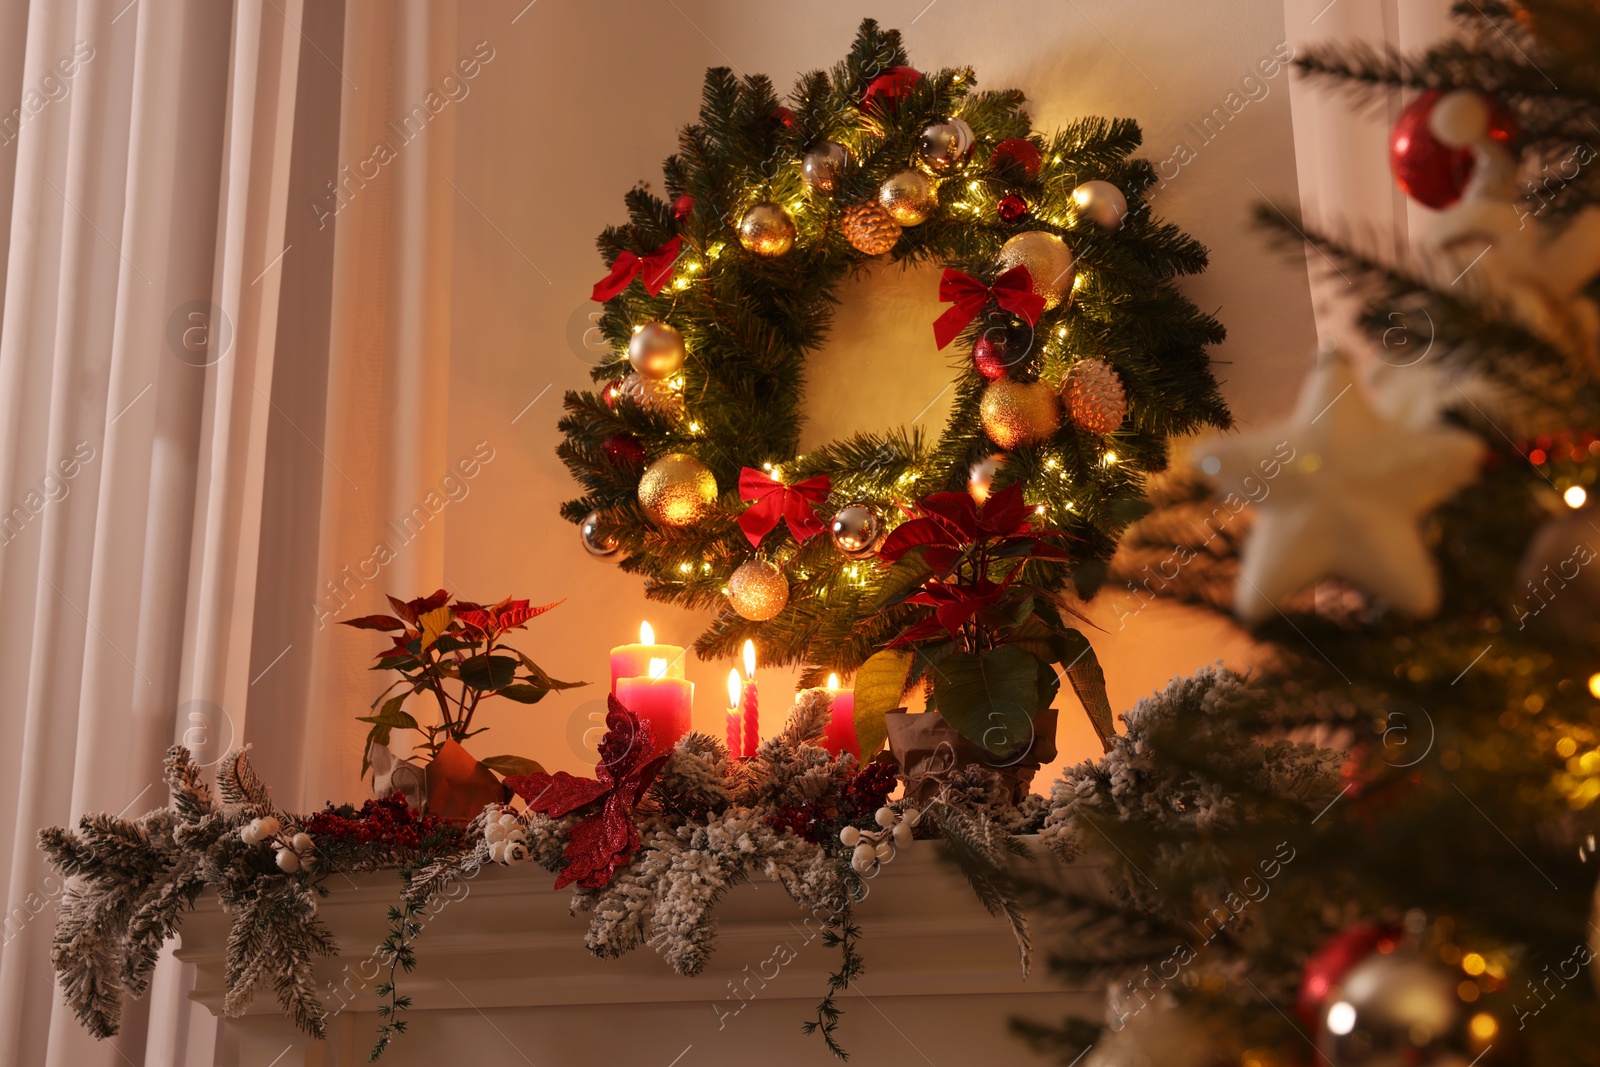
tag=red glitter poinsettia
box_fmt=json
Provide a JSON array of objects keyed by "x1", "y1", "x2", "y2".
[{"x1": 504, "y1": 696, "x2": 667, "y2": 889}]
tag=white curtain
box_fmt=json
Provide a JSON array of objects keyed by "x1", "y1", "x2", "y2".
[{"x1": 0, "y1": 2, "x2": 457, "y2": 1064}]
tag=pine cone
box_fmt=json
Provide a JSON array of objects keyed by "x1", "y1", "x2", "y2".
[
  {"x1": 841, "y1": 202, "x2": 901, "y2": 256},
  {"x1": 1063, "y1": 357, "x2": 1127, "y2": 434},
  {"x1": 617, "y1": 371, "x2": 684, "y2": 420}
]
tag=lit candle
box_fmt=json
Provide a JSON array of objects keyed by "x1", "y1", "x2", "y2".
[
  {"x1": 820, "y1": 673, "x2": 861, "y2": 760},
  {"x1": 725, "y1": 669, "x2": 744, "y2": 759},
  {"x1": 610, "y1": 621, "x2": 685, "y2": 695},
  {"x1": 615, "y1": 657, "x2": 694, "y2": 757},
  {"x1": 741, "y1": 640, "x2": 760, "y2": 757}
]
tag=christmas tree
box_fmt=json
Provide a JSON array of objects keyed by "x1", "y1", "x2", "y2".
[{"x1": 1023, "y1": 3, "x2": 1600, "y2": 1065}]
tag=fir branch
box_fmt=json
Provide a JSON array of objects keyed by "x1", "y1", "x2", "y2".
[
  {"x1": 802, "y1": 896, "x2": 864, "y2": 1061},
  {"x1": 371, "y1": 870, "x2": 424, "y2": 1062}
]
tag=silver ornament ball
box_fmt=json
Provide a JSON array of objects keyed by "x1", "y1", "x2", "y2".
[
  {"x1": 917, "y1": 117, "x2": 975, "y2": 174},
  {"x1": 627, "y1": 320, "x2": 686, "y2": 379},
  {"x1": 1071, "y1": 180, "x2": 1129, "y2": 231},
  {"x1": 580, "y1": 510, "x2": 619, "y2": 560},
  {"x1": 802, "y1": 141, "x2": 849, "y2": 193},
  {"x1": 829, "y1": 502, "x2": 884, "y2": 559},
  {"x1": 1318, "y1": 948, "x2": 1506, "y2": 1067}
]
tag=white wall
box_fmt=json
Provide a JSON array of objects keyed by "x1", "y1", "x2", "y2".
[{"x1": 433, "y1": 0, "x2": 1313, "y2": 782}]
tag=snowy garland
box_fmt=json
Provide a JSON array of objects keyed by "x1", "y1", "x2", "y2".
[{"x1": 40, "y1": 688, "x2": 1047, "y2": 1061}]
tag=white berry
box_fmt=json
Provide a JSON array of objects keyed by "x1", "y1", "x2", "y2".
[
  {"x1": 275, "y1": 848, "x2": 300, "y2": 874},
  {"x1": 903, "y1": 806, "x2": 921, "y2": 826},
  {"x1": 238, "y1": 824, "x2": 261, "y2": 845},
  {"x1": 839, "y1": 826, "x2": 861, "y2": 847},
  {"x1": 504, "y1": 841, "x2": 529, "y2": 863},
  {"x1": 893, "y1": 822, "x2": 914, "y2": 848},
  {"x1": 485, "y1": 822, "x2": 507, "y2": 844},
  {"x1": 851, "y1": 842, "x2": 876, "y2": 873},
  {"x1": 874, "y1": 806, "x2": 896, "y2": 828},
  {"x1": 875, "y1": 842, "x2": 893, "y2": 862},
  {"x1": 256, "y1": 815, "x2": 281, "y2": 838},
  {"x1": 488, "y1": 840, "x2": 507, "y2": 864},
  {"x1": 291, "y1": 833, "x2": 313, "y2": 852}
]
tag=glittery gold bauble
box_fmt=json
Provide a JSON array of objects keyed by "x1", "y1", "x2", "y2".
[
  {"x1": 617, "y1": 372, "x2": 684, "y2": 420},
  {"x1": 980, "y1": 378, "x2": 1061, "y2": 449},
  {"x1": 968, "y1": 453, "x2": 1006, "y2": 503},
  {"x1": 638, "y1": 453, "x2": 718, "y2": 527},
  {"x1": 841, "y1": 202, "x2": 901, "y2": 255},
  {"x1": 1063, "y1": 357, "x2": 1127, "y2": 435},
  {"x1": 802, "y1": 141, "x2": 849, "y2": 193},
  {"x1": 728, "y1": 559, "x2": 789, "y2": 620},
  {"x1": 737, "y1": 202, "x2": 796, "y2": 257},
  {"x1": 996, "y1": 231, "x2": 1075, "y2": 310},
  {"x1": 627, "y1": 320, "x2": 686, "y2": 379},
  {"x1": 878, "y1": 168, "x2": 938, "y2": 226},
  {"x1": 917, "y1": 117, "x2": 975, "y2": 174}
]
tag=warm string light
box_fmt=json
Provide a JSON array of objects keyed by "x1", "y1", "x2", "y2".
[{"x1": 1564, "y1": 485, "x2": 1587, "y2": 508}]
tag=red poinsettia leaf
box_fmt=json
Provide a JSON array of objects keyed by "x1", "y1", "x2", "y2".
[
  {"x1": 341, "y1": 614, "x2": 406, "y2": 631},
  {"x1": 916, "y1": 491, "x2": 981, "y2": 541},
  {"x1": 504, "y1": 770, "x2": 609, "y2": 817},
  {"x1": 555, "y1": 800, "x2": 642, "y2": 889},
  {"x1": 387, "y1": 595, "x2": 418, "y2": 624},
  {"x1": 498, "y1": 599, "x2": 562, "y2": 630},
  {"x1": 407, "y1": 588, "x2": 451, "y2": 618},
  {"x1": 977, "y1": 484, "x2": 1031, "y2": 537},
  {"x1": 886, "y1": 616, "x2": 948, "y2": 648},
  {"x1": 456, "y1": 609, "x2": 494, "y2": 634},
  {"x1": 877, "y1": 517, "x2": 954, "y2": 562},
  {"x1": 920, "y1": 545, "x2": 964, "y2": 574},
  {"x1": 453, "y1": 599, "x2": 485, "y2": 613}
]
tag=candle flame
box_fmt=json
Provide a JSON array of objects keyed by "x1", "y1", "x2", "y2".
[
  {"x1": 640, "y1": 621, "x2": 655, "y2": 645},
  {"x1": 827, "y1": 672, "x2": 840, "y2": 690},
  {"x1": 742, "y1": 639, "x2": 756, "y2": 679},
  {"x1": 727, "y1": 669, "x2": 742, "y2": 709},
  {"x1": 648, "y1": 657, "x2": 667, "y2": 679}
]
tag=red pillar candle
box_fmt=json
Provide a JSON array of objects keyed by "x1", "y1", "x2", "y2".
[
  {"x1": 740, "y1": 640, "x2": 759, "y2": 757},
  {"x1": 724, "y1": 669, "x2": 743, "y2": 758},
  {"x1": 615, "y1": 657, "x2": 693, "y2": 757},
  {"x1": 609, "y1": 621, "x2": 685, "y2": 695},
  {"x1": 820, "y1": 674, "x2": 861, "y2": 759}
]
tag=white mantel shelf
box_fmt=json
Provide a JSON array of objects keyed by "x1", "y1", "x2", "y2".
[{"x1": 175, "y1": 841, "x2": 1106, "y2": 1066}]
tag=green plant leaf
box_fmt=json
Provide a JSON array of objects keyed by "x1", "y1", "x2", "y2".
[
  {"x1": 512, "y1": 650, "x2": 587, "y2": 691},
  {"x1": 1057, "y1": 628, "x2": 1115, "y2": 750},
  {"x1": 852, "y1": 649, "x2": 912, "y2": 759},
  {"x1": 499, "y1": 683, "x2": 550, "y2": 705},
  {"x1": 479, "y1": 755, "x2": 546, "y2": 778},
  {"x1": 357, "y1": 697, "x2": 421, "y2": 731},
  {"x1": 458, "y1": 654, "x2": 519, "y2": 692},
  {"x1": 869, "y1": 552, "x2": 933, "y2": 611},
  {"x1": 931, "y1": 645, "x2": 1044, "y2": 759}
]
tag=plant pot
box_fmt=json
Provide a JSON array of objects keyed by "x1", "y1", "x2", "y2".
[
  {"x1": 424, "y1": 739, "x2": 511, "y2": 825},
  {"x1": 885, "y1": 707, "x2": 1058, "y2": 808}
]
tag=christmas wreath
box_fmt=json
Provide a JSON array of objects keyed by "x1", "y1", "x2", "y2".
[{"x1": 558, "y1": 19, "x2": 1230, "y2": 675}]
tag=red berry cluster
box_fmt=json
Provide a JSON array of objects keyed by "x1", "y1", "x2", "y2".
[
  {"x1": 301, "y1": 793, "x2": 464, "y2": 851},
  {"x1": 765, "y1": 761, "x2": 900, "y2": 845}
]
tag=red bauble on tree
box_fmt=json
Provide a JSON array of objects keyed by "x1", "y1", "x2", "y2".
[
  {"x1": 862, "y1": 66, "x2": 920, "y2": 110},
  {"x1": 990, "y1": 137, "x2": 1042, "y2": 182},
  {"x1": 602, "y1": 433, "x2": 646, "y2": 468},
  {"x1": 997, "y1": 194, "x2": 1029, "y2": 222},
  {"x1": 671, "y1": 193, "x2": 695, "y2": 220},
  {"x1": 1389, "y1": 89, "x2": 1517, "y2": 209},
  {"x1": 971, "y1": 325, "x2": 1032, "y2": 381}
]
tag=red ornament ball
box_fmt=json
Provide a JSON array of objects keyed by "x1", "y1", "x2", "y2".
[
  {"x1": 1296, "y1": 924, "x2": 1401, "y2": 1024},
  {"x1": 1389, "y1": 89, "x2": 1516, "y2": 209},
  {"x1": 990, "y1": 138, "x2": 1043, "y2": 182},
  {"x1": 997, "y1": 194, "x2": 1029, "y2": 222},
  {"x1": 774, "y1": 105, "x2": 796, "y2": 129},
  {"x1": 862, "y1": 66, "x2": 920, "y2": 110},
  {"x1": 602, "y1": 433, "x2": 646, "y2": 468},
  {"x1": 672, "y1": 194, "x2": 695, "y2": 220},
  {"x1": 972, "y1": 328, "x2": 1030, "y2": 381}
]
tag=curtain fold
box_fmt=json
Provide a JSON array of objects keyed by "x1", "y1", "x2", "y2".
[{"x1": 0, "y1": 2, "x2": 458, "y2": 1063}]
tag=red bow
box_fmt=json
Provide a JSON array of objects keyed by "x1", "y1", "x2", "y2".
[
  {"x1": 932, "y1": 265, "x2": 1045, "y2": 349},
  {"x1": 590, "y1": 237, "x2": 684, "y2": 302},
  {"x1": 737, "y1": 467, "x2": 831, "y2": 548}
]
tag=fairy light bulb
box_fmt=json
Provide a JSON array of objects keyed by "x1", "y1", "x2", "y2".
[{"x1": 1564, "y1": 485, "x2": 1587, "y2": 509}]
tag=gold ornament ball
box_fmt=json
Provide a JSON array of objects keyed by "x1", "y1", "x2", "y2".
[
  {"x1": 728, "y1": 559, "x2": 789, "y2": 620},
  {"x1": 878, "y1": 168, "x2": 938, "y2": 227},
  {"x1": 802, "y1": 141, "x2": 849, "y2": 193},
  {"x1": 997, "y1": 231, "x2": 1075, "y2": 310},
  {"x1": 737, "y1": 202, "x2": 796, "y2": 257},
  {"x1": 627, "y1": 320, "x2": 686, "y2": 379},
  {"x1": 1071, "y1": 180, "x2": 1129, "y2": 230},
  {"x1": 980, "y1": 378, "x2": 1061, "y2": 449},
  {"x1": 638, "y1": 453, "x2": 718, "y2": 527},
  {"x1": 968, "y1": 453, "x2": 1007, "y2": 504},
  {"x1": 841, "y1": 202, "x2": 902, "y2": 255}
]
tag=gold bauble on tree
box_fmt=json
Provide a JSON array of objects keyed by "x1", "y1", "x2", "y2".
[
  {"x1": 638, "y1": 453, "x2": 719, "y2": 527},
  {"x1": 737, "y1": 202, "x2": 796, "y2": 257},
  {"x1": 841, "y1": 202, "x2": 902, "y2": 255},
  {"x1": 997, "y1": 231, "x2": 1075, "y2": 310},
  {"x1": 980, "y1": 378, "x2": 1061, "y2": 449},
  {"x1": 878, "y1": 168, "x2": 938, "y2": 226},
  {"x1": 627, "y1": 320, "x2": 686, "y2": 379},
  {"x1": 728, "y1": 559, "x2": 789, "y2": 620}
]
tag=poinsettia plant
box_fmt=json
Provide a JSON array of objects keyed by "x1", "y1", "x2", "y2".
[
  {"x1": 851, "y1": 484, "x2": 1115, "y2": 758},
  {"x1": 341, "y1": 589, "x2": 585, "y2": 777}
]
